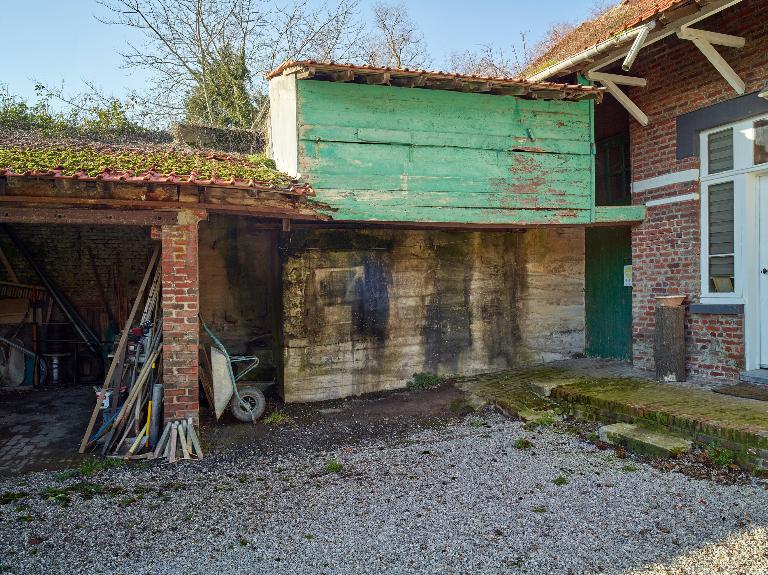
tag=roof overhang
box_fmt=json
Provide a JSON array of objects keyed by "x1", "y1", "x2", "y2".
[{"x1": 269, "y1": 60, "x2": 605, "y2": 102}]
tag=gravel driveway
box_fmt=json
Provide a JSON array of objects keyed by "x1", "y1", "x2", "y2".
[{"x1": 1, "y1": 410, "x2": 767, "y2": 575}]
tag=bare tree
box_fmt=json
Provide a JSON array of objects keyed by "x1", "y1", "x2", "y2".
[
  {"x1": 97, "y1": 0, "x2": 365, "y2": 128},
  {"x1": 361, "y1": 2, "x2": 429, "y2": 69}
]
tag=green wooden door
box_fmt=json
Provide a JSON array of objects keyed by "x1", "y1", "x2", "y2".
[{"x1": 585, "y1": 227, "x2": 632, "y2": 359}]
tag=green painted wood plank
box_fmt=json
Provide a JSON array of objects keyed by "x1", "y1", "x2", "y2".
[
  {"x1": 316, "y1": 202, "x2": 591, "y2": 224},
  {"x1": 294, "y1": 78, "x2": 595, "y2": 225},
  {"x1": 300, "y1": 125, "x2": 592, "y2": 155},
  {"x1": 306, "y1": 174, "x2": 591, "y2": 196},
  {"x1": 300, "y1": 141, "x2": 592, "y2": 178},
  {"x1": 594, "y1": 205, "x2": 646, "y2": 223},
  {"x1": 315, "y1": 188, "x2": 594, "y2": 210}
]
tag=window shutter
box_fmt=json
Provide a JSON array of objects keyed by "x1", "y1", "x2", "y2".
[
  {"x1": 708, "y1": 128, "x2": 733, "y2": 174},
  {"x1": 708, "y1": 180, "x2": 735, "y2": 292}
]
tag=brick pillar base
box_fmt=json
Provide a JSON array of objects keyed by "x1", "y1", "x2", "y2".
[{"x1": 161, "y1": 215, "x2": 200, "y2": 423}]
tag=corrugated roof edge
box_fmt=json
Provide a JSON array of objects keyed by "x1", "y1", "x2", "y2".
[{"x1": 268, "y1": 60, "x2": 605, "y2": 101}]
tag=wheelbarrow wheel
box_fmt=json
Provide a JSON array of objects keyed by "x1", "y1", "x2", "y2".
[{"x1": 230, "y1": 386, "x2": 266, "y2": 423}]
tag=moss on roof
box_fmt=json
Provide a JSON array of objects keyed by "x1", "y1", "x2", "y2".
[
  {"x1": 0, "y1": 145, "x2": 289, "y2": 185},
  {"x1": 526, "y1": 0, "x2": 688, "y2": 78}
]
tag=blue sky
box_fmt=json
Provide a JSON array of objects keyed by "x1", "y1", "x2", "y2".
[{"x1": 0, "y1": 0, "x2": 596, "y2": 102}]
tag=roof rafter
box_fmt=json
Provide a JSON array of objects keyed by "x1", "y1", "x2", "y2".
[
  {"x1": 587, "y1": 72, "x2": 649, "y2": 126},
  {"x1": 676, "y1": 27, "x2": 746, "y2": 94}
]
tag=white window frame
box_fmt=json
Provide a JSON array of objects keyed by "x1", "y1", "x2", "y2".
[{"x1": 699, "y1": 114, "x2": 768, "y2": 305}]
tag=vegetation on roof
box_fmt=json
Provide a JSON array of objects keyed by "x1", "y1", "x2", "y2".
[{"x1": 0, "y1": 145, "x2": 290, "y2": 185}]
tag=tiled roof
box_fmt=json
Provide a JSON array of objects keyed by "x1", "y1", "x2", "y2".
[
  {"x1": 0, "y1": 130, "x2": 312, "y2": 196},
  {"x1": 527, "y1": 0, "x2": 693, "y2": 77},
  {"x1": 269, "y1": 60, "x2": 605, "y2": 101}
]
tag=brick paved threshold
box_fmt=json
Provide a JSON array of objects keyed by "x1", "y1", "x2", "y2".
[{"x1": 457, "y1": 359, "x2": 768, "y2": 471}]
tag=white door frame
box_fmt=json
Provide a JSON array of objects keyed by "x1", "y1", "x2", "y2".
[{"x1": 759, "y1": 176, "x2": 768, "y2": 367}]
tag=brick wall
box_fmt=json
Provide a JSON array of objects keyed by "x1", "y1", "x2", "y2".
[
  {"x1": 0, "y1": 224, "x2": 154, "y2": 338},
  {"x1": 161, "y1": 220, "x2": 200, "y2": 422},
  {"x1": 624, "y1": 0, "x2": 766, "y2": 380}
]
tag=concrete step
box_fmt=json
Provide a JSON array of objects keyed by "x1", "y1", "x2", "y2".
[
  {"x1": 740, "y1": 369, "x2": 768, "y2": 385},
  {"x1": 598, "y1": 423, "x2": 693, "y2": 459}
]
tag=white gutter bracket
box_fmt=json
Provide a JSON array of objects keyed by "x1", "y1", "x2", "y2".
[
  {"x1": 587, "y1": 71, "x2": 649, "y2": 126},
  {"x1": 677, "y1": 27, "x2": 746, "y2": 94}
]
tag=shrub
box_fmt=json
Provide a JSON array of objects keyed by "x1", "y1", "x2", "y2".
[{"x1": 407, "y1": 372, "x2": 443, "y2": 391}]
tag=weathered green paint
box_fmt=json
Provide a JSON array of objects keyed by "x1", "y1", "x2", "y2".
[
  {"x1": 296, "y1": 80, "x2": 597, "y2": 224},
  {"x1": 594, "y1": 205, "x2": 646, "y2": 223},
  {"x1": 585, "y1": 227, "x2": 632, "y2": 360}
]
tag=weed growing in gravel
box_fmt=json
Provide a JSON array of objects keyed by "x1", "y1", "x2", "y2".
[
  {"x1": 305, "y1": 533, "x2": 314, "y2": 541},
  {"x1": 17, "y1": 514, "x2": 34, "y2": 523},
  {"x1": 514, "y1": 439, "x2": 534, "y2": 450},
  {"x1": 407, "y1": 372, "x2": 443, "y2": 391},
  {"x1": 706, "y1": 443, "x2": 736, "y2": 467},
  {"x1": 325, "y1": 459, "x2": 343, "y2": 473},
  {"x1": 40, "y1": 487, "x2": 71, "y2": 507},
  {"x1": 239, "y1": 537, "x2": 249, "y2": 547},
  {"x1": 237, "y1": 474, "x2": 250, "y2": 484},
  {"x1": 532, "y1": 506, "x2": 548, "y2": 513},
  {"x1": 587, "y1": 432, "x2": 599, "y2": 443},
  {"x1": 118, "y1": 496, "x2": 137, "y2": 507},
  {"x1": 0, "y1": 491, "x2": 28, "y2": 505},
  {"x1": 184, "y1": 513, "x2": 193, "y2": 521},
  {"x1": 552, "y1": 476, "x2": 568, "y2": 486},
  {"x1": 467, "y1": 418, "x2": 486, "y2": 428},
  {"x1": 77, "y1": 458, "x2": 125, "y2": 477},
  {"x1": 622, "y1": 464, "x2": 639, "y2": 472},
  {"x1": 523, "y1": 413, "x2": 558, "y2": 431},
  {"x1": 53, "y1": 470, "x2": 78, "y2": 482},
  {"x1": 264, "y1": 410, "x2": 290, "y2": 425}
]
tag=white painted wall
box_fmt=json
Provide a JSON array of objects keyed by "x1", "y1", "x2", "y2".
[{"x1": 268, "y1": 75, "x2": 299, "y2": 178}]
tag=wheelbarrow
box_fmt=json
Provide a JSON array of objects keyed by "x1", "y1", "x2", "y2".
[{"x1": 200, "y1": 319, "x2": 275, "y2": 423}]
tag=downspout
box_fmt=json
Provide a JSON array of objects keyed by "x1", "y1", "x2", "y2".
[{"x1": 528, "y1": 21, "x2": 656, "y2": 82}]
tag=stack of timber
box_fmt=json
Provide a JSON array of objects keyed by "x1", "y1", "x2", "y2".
[
  {"x1": 78, "y1": 246, "x2": 183, "y2": 459},
  {"x1": 150, "y1": 418, "x2": 204, "y2": 463}
]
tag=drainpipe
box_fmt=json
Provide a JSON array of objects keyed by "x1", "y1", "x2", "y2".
[
  {"x1": 621, "y1": 21, "x2": 656, "y2": 71},
  {"x1": 528, "y1": 21, "x2": 656, "y2": 82}
]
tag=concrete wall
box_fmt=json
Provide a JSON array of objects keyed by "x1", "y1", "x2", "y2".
[{"x1": 282, "y1": 227, "x2": 585, "y2": 402}]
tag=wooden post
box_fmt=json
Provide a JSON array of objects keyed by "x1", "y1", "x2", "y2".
[{"x1": 654, "y1": 304, "x2": 686, "y2": 382}]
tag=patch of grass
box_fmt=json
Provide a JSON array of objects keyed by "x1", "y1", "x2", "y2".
[
  {"x1": 40, "y1": 487, "x2": 71, "y2": 507},
  {"x1": 304, "y1": 533, "x2": 314, "y2": 541},
  {"x1": 467, "y1": 418, "x2": 486, "y2": 428},
  {"x1": 622, "y1": 464, "x2": 639, "y2": 472},
  {"x1": 237, "y1": 474, "x2": 250, "y2": 484},
  {"x1": 184, "y1": 513, "x2": 193, "y2": 521},
  {"x1": 17, "y1": 514, "x2": 34, "y2": 523},
  {"x1": 552, "y1": 475, "x2": 568, "y2": 486},
  {"x1": 587, "y1": 432, "x2": 600, "y2": 443},
  {"x1": 706, "y1": 443, "x2": 736, "y2": 467},
  {"x1": 325, "y1": 459, "x2": 343, "y2": 473},
  {"x1": 513, "y1": 438, "x2": 534, "y2": 450},
  {"x1": 532, "y1": 506, "x2": 548, "y2": 513},
  {"x1": 0, "y1": 491, "x2": 28, "y2": 505},
  {"x1": 77, "y1": 458, "x2": 125, "y2": 477},
  {"x1": 523, "y1": 413, "x2": 558, "y2": 431},
  {"x1": 53, "y1": 470, "x2": 78, "y2": 482},
  {"x1": 264, "y1": 410, "x2": 290, "y2": 425},
  {"x1": 407, "y1": 372, "x2": 443, "y2": 391},
  {"x1": 69, "y1": 482, "x2": 106, "y2": 500},
  {"x1": 448, "y1": 398, "x2": 473, "y2": 415},
  {"x1": 238, "y1": 537, "x2": 249, "y2": 547}
]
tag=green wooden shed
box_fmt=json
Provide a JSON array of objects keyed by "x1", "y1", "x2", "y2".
[{"x1": 268, "y1": 61, "x2": 645, "y2": 227}]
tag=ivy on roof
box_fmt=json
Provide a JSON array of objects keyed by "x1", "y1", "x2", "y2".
[{"x1": 0, "y1": 145, "x2": 291, "y2": 186}]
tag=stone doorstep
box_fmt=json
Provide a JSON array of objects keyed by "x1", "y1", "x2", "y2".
[
  {"x1": 599, "y1": 423, "x2": 693, "y2": 459},
  {"x1": 740, "y1": 369, "x2": 768, "y2": 385}
]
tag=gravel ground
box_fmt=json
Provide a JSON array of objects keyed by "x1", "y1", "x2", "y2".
[{"x1": 1, "y1": 411, "x2": 767, "y2": 575}]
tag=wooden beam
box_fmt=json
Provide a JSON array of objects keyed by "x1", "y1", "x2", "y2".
[
  {"x1": 489, "y1": 84, "x2": 528, "y2": 96},
  {"x1": 683, "y1": 35, "x2": 746, "y2": 94},
  {"x1": 588, "y1": 71, "x2": 647, "y2": 87},
  {"x1": 360, "y1": 72, "x2": 390, "y2": 85},
  {"x1": 599, "y1": 78, "x2": 649, "y2": 126},
  {"x1": 390, "y1": 75, "x2": 426, "y2": 88},
  {"x1": 678, "y1": 27, "x2": 745, "y2": 48},
  {"x1": 0, "y1": 207, "x2": 178, "y2": 226},
  {"x1": 329, "y1": 69, "x2": 355, "y2": 82},
  {"x1": 0, "y1": 195, "x2": 326, "y2": 220}
]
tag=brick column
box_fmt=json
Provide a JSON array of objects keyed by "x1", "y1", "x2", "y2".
[{"x1": 161, "y1": 212, "x2": 202, "y2": 423}]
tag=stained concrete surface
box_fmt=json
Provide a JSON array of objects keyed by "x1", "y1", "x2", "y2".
[{"x1": 0, "y1": 387, "x2": 91, "y2": 475}]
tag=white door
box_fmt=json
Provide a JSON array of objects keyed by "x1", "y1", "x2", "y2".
[{"x1": 760, "y1": 176, "x2": 768, "y2": 367}]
